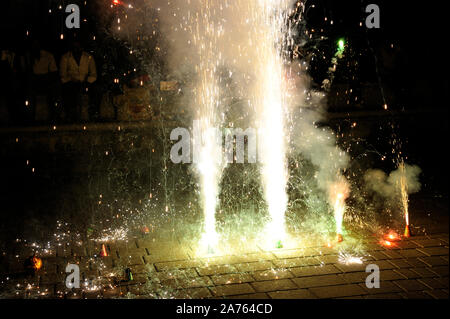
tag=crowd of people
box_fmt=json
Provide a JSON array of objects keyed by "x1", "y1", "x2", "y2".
[{"x1": 0, "y1": 38, "x2": 102, "y2": 126}]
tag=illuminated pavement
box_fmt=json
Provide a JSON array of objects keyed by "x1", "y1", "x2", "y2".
[{"x1": 1, "y1": 230, "x2": 448, "y2": 299}]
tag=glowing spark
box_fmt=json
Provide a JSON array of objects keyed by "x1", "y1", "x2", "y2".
[
  {"x1": 94, "y1": 227, "x2": 128, "y2": 242},
  {"x1": 338, "y1": 39, "x2": 345, "y2": 51},
  {"x1": 338, "y1": 253, "x2": 364, "y2": 265},
  {"x1": 380, "y1": 239, "x2": 396, "y2": 248},
  {"x1": 385, "y1": 231, "x2": 400, "y2": 241},
  {"x1": 32, "y1": 256, "x2": 42, "y2": 270}
]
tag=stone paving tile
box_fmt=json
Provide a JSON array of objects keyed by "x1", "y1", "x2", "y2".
[
  {"x1": 201, "y1": 256, "x2": 243, "y2": 266},
  {"x1": 154, "y1": 260, "x2": 205, "y2": 271},
  {"x1": 290, "y1": 265, "x2": 341, "y2": 277},
  {"x1": 211, "y1": 273, "x2": 254, "y2": 286},
  {"x1": 123, "y1": 283, "x2": 151, "y2": 297},
  {"x1": 418, "y1": 256, "x2": 448, "y2": 267},
  {"x1": 418, "y1": 278, "x2": 448, "y2": 290},
  {"x1": 273, "y1": 257, "x2": 321, "y2": 268},
  {"x1": 315, "y1": 246, "x2": 339, "y2": 256},
  {"x1": 359, "y1": 281, "x2": 404, "y2": 295},
  {"x1": 234, "y1": 261, "x2": 275, "y2": 272},
  {"x1": 252, "y1": 269, "x2": 294, "y2": 281},
  {"x1": 429, "y1": 265, "x2": 449, "y2": 277},
  {"x1": 393, "y1": 268, "x2": 421, "y2": 280},
  {"x1": 397, "y1": 249, "x2": 427, "y2": 258},
  {"x1": 393, "y1": 241, "x2": 421, "y2": 250},
  {"x1": 387, "y1": 259, "x2": 413, "y2": 269},
  {"x1": 144, "y1": 252, "x2": 191, "y2": 264},
  {"x1": 372, "y1": 260, "x2": 397, "y2": 270},
  {"x1": 365, "y1": 293, "x2": 403, "y2": 299},
  {"x1": 424, "y1": 289, "x2": 449, "y2": 300},
  {"x1": 251, "y1": 279, "x2": 297, "y2": 292},
  {"x1": 412, "y1": 239, "x2": 447, "y2": 248},
  {"x1": 161, "y1": 276, "x2": 213, "y2": 290},
  {"x1": 380, "y1": 250, "x2": 403, "y2": 259},
  {"x1": 170, "y1": 287, "x2": 212, "y2": 299},
  {"x1": 433, "y1": 277, "x2": 449, "y2": 288},
  {"x1": 210, "y1": 283, "x2": 255, "y2": 297},
  {"x1": 339, "y1": 272, "x2": 367, "y2": 284},
  {"x1": 129, "y1": 274, "x2": 149, "y2": 284},
  {"x1": 121, "y1": 255, "x2": 145, "y2": 266},
  {"x1": 403, "y1": 258, "x2": 429, "y2": 268},
  {"x1": 309, "y1": 284, "x2": 367, "y2": 299},
  {"x1": 129, "y1": 264, "x2": 151, "y2": 274},
  {"x1": 230, "y1": 252, "x2": 276, "y2": 263},
  {"x1": 400, "y1": 291, "x2": 434, "y2": 299},
  {"x1": 149, "y1": 269, "x2": 199, "y2": 282},
  {"x1": 334, "y1": 262, "x2": 372, "y2": 273},
  {"x1": 316, "y1": 255, "x2": 339, "y2": 265},
  {"x1": 417, "y1": 247, "x2": 449, "y2": 256},
  {"x1": 394, "y1": 279, "x2": 430, "y2": 292},
  {"x1": 101, "y1": 286, "x2": 123, "y2": 298},
  {"x1": 410, "y1": 267, "x2": 439, "y2": 278},
  {"x1": 364, "y1": 243, "x2": 386, "y2": 251},
  {"x1": 293, "y1": 274, "x2": 346, "y2": 288},
  {"x1": 380, "y1": 270, "x2": 407, "y2": 281},
  {"x1": 272, "y1": 248, "x2": 318, "y2": 259},
  {"x1": 368, "y1": 251, "x2": 390, "y2": 260},
  {"x1": 268, "y1": 289, "x2": 316, "y2": 299},
  {"x1": 197, "y1": 264, "x2": 238, "y2": 276},
  {"x1": 228, "y1": 293, "x2": 270, "y2": 299}
]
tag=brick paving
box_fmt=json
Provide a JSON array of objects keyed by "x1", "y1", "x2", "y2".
[{"x1": 1, "y1": 232, "x2": 448, "y2": 299}]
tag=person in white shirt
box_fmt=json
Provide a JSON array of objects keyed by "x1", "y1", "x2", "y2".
[
  {"x1": 29, "y1": 39, "x2": 60, "y2": 123},
  {"x1": 60, "y1": 40, "x2": 100, "y2": 122}
]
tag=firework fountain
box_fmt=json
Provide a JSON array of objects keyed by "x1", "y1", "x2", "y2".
[
  {"x1": 398, "y1": 160, "x2": 411, "y2": 237},
  {"x1": 183, "y1": 0, "x2": 350, "y2": 248},
  {"x1": 329, "y1": 177, "x2": 350, "y2": 242},
  {"x1": 165, "y1": 0, "x2": 297, "y2": 250},
  {"x1": 190, "y1": 1, "x2": 226, "y2": 253},
  {"x1": 246, "y1": 0, "x2": 292, "y2": 246}
]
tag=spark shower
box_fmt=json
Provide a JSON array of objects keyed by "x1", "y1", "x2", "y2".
[
  {"x1": 168, "y1": 0, "x2": 297, "y2": 250},
  {"x1": 157, "y1": 0, "x2": 351, "y2": 251}
]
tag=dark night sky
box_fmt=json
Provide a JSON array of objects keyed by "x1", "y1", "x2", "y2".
[{"x1": 0, "y1": 0, "x2": 448, "y2": 105}]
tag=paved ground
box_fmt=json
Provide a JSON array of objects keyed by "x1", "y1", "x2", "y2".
[{"x1": 1, "y1": 230, "x2": 448, "y2": 299}]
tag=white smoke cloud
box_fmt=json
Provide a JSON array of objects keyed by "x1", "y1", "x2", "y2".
[{"x1": 364, "y1": 164, "x2": 422, "y2": 198}]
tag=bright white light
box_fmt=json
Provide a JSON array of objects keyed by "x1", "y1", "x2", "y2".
[{"x1": 338, "y1": 252, "x2": 364, "y2": 265}]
